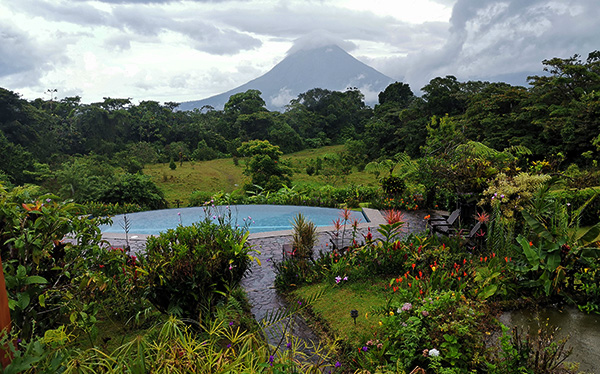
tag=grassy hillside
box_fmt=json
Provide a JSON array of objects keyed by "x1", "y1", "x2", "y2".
[{"x1": 144, "y1": 145, "x2": 378, "y2": 206}]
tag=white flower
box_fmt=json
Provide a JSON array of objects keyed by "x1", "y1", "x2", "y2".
[{"x1": 429, "y1": 348, "x2": 440, "y2": 357}]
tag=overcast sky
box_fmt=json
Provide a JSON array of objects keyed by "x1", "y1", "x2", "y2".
[{"x1": 1, "y1": 0, "x2": 598, "y2": 105}]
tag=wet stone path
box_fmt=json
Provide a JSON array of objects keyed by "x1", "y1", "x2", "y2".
[{"x1": 240, "y1": 210, "x2": 428, "y2": 362}]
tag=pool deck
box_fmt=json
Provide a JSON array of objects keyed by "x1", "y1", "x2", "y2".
[{"x1": 100, "y1": 207, "x2": 388, "y2": 243}]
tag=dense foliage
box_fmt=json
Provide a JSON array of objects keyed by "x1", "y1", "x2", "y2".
[
  {"x1": 142, "y1": 205, "x2": 257, "y2": 319},
  {"x1": 278, "y1": 198, "x2": 599, "y2": 373},
  {"x1": 1, "y1": 50, "x2": 599, "y2": 212},
  {"x1": 1, "y1": 48, "x2": 599, "y2": 372}
]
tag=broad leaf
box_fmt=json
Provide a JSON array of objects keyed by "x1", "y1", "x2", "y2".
[
  {"x1": 24, "y1": 275, "x2": 48, "y2": 285},
  {"x1": 522, "y1": 210, "x2": 554, "y2": 242},
  {"x1": 579, "y1": 222, "x2": 600, "y2": 244},
  {"x1": 517, "y1": 235, "x2": 539, "y2": 269}
]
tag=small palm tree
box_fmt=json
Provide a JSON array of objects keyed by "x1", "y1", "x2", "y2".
[{"x1": 291, "y1": 213, "x2": 317, "y2": 267}]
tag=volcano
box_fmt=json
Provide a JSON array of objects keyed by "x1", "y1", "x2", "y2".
[{"x1": 177, "y1": 44, "x2": 395, "y2": 111}]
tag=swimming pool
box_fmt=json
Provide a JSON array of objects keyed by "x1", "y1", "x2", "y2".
[{"x1": 99, "y1": 205, "x2": 367, "y2": 235}]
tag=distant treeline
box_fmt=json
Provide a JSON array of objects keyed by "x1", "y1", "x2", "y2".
[{"x1": 1, "y1": 50, "x2": 599, "y2": 188}]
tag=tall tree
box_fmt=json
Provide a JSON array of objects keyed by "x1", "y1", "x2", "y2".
[
  {"x1": 237, "y1": 140, "x2": 292, "y2": 192},
  {"x1": 527, "y1": 51, "x2": 600, "y2": 163}
]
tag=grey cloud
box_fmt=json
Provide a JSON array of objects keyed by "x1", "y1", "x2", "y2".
[
  {"x1": 112, "y1": 6, "x2": 166, "y2": 36},
  {"x1": 72, "y1": 0, "x2": 240, "y2": 3},
  {"x1": 389, "y1": 0, "x2": 600, "y2": 92},
  {"x1": 11, "y1": 0, "x2": 261, "y2": 55},
  {"x1": 0, "y1": 23, "x2": 68, "y2": 87},
  {"x1": 287, "y1": 31, "x2": 357, "y2": 55},
  {"x1": 0, "y1": 27, "x2": 38, "y2": 77},
  {"x1": 103, "y1": 34, "x2": 134, "y2": 51},
  {"x1": 110, "y1": 5, "x2": 262, "y2": 54},
  {"x1": 171, "y1": 19, "x2": 262, "y2": 55},
  {"x1": 431, "y1": 0, "x2": 457, "y2": 6},
  {"x1": 187, "y1": 29, "x2": 262, "y2": 55},
  {"x1": 10, "y1": 0, "x2": 111, "y2": 27},
  {"x1": 210, "y1": 3, "x2": 405, "y2": 44}
]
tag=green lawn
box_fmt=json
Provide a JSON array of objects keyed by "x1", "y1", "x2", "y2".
[
  {"x1": 293, "y1": 280, "x2": 389, "y2": 345},
  {"x1": 145, "y1": 158, "x2": 247, "y2": 205},
  {"x1": 144, "y1": 145, "x2": 378, "y2": 206}
]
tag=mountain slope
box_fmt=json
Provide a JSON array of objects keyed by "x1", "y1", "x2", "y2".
[{"x1": 178, "y1": 45, "x2": 395, "y2": 111}]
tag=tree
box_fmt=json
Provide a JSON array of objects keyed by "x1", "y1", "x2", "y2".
[
  {"x1": 237, "y1": 140, "x2": 292, "y2": 192},
  {"x1": 101, "y1": 173, "x2": 167, "y2": 210},
  {"x1": 463, "y1": 83, "x2": 543, "y2": 155},
  {"x1": 224, "y1": 90, "x2": 267, "y2": 116},
  {"x1": 377, "y1": 81, "x2": 414, "y2": 108},
  {"x1": 527, "y1": 51, "x2": 600, "y2": 163},
  {"x1": 0, "y1": 132, "x2": 36, "y2": 185},
  {"x1": 290, "y1": 88, "x2": 371, "y2": 144},
  {"x1": 55, "y1": 156, "x2": 115, "y2": 202},
  {"x1": 421, "y1": 76, "x2": 488, "y2": 117},
  {"x1": 421, "y1": 75, "x2": 465, "y2": 116}
]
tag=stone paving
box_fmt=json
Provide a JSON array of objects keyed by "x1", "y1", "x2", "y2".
[{"x1": 240, "y1": 210, "x2": 427, "y2": 342}]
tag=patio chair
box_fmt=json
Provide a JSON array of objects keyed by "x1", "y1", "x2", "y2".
[
  {"x1": 450, "y1": 222, "x2": 484, "y2": 251},
  {"x1": 428, "y1": 208, "x2": 461, "y2": 235}
]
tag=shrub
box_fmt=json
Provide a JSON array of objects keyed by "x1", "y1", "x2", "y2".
[
  {"x1": 291, "y1": 213, "x2": 317, "y2": 264},
  {"x1": 548, "y1": 187, "x2": 600, "y2": 226},
  {"x1": 376, "y1": 290, "x2": 486, "y2": 371},
  {"x1": 481, "y1": 172, "x2": 552, "y2": 219},
  {"x1": 381, "y1": 175, "x2": 406, "y2": 196},
  {"x1": 141, "y1": 205, "x2": 257, "y2": 319},
  {"x1": 0, "y1": 186, "x2": 110, "y2": 339},
  {"x1": 188, "y1": 190, "x2": 215, "y2": 207},
  {"x1": 79, "y1": 201, "x2": 144, "y2": 216},
  {"x1": 237, "y1": 140, "x2": 292, "y2": 192},
  {"x1": 101, "y1": 173, "x2": 168, "y2": 210}
]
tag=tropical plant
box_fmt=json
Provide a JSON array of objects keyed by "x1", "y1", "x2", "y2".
[
  {"x1": 141, "y1": 205, "x2": 258, "y2": 319},
  {"x1": 0, "y1": 185, "x2": 111, "y2": 339},
  {"x1": 513, "y1": 188, "x2": 600, "y2": 297},
  {"x1": 290, "y1": 213, "x2": 317, "y2": 266},
  {"x1": 237, "y1": 139, "x2": 292, "y2": 192}
]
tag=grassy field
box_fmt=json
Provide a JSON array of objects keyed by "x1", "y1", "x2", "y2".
[
  {"x1": 144, "y1": 145, "x2": 378, "y2": 206},
  {"x1": 293, "y1": 280, "x2": 389, "y2": 345}
]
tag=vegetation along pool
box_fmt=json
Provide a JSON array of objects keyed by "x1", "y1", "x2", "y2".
[{"x1": 99, "y1": 204, "x2": 367, "y2": 235}]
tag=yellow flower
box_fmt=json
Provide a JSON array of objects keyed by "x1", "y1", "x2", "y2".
[
  {"x1": 431, "y1": 266, "x2": 436, "y2": 272},
  {"x1": 365, "y1": 312, "x2": 369, "y2": 319},
  {"x1": 379, "y1": 321, "x2": 382, "y2": 326},
  {"x1": 584, "y1": 268, "x2": 590, "y2": 273},
  {"x1": 389, "y1": 311, "x2": 394, "y2": 316}
]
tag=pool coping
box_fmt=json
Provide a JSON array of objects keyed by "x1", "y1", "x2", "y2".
[{"x1": 100, "y1": 207, "x2": 386, "y2": 242}]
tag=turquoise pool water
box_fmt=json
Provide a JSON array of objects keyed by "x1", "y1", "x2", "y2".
[{"x1": 99, "y1": 205, "x2": 366, "y2": 235}]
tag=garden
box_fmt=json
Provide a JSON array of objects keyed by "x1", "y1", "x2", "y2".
[
  {"x1": 1, "y1": 50, "x2": 600, "y2": 372},
  {"x1": 277, "y1": 184, "x2": 600, "y2": 373},
  {"x1": 2, "y1": 165, "x2": 600, "y2": 373}
]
